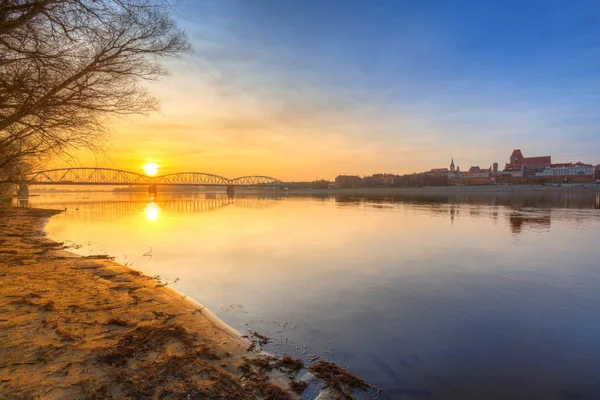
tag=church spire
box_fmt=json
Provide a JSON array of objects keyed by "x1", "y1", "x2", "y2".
[{"x1": 450, "y1": 157, "x2": 455, "y2": 171}]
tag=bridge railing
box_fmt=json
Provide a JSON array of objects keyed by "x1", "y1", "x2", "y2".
[
  {"x1": 230, "y1": 176, "x2": 281, "y2": 186},
  {"x1": 25, "y1": 168, "x2": 153, "y2": 185},
  {"x1": 153, "y1": 172, "x2": 231, "y2": 186}
]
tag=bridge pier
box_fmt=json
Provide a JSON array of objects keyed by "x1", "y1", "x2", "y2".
[
  {"x1": 148, "y1": 184, "x2": 158, "y2": 195},
  {"x1": 17, "y1": 183, "x2": 29, "y2": 199},
  {"x1": 226, "y1": 185, "x2": 235, "y2": 197}
]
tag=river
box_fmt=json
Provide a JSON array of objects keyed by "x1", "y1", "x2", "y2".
[{"x1": 22, "y1": 190, "x2": 600, "y2": 399}]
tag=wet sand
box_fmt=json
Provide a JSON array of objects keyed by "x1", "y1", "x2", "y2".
[{"x1": 0, "y1": 207, "x2": 296, "y2": 399}]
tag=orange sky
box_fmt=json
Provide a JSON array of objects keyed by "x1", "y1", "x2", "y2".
[{"x1": 69, "y1": 70, "x2": 456, "y2": 181}]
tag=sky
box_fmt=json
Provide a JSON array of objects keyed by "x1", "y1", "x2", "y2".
[{"x1": 76, "y1": 0, "x2": 600, "y2": 180}]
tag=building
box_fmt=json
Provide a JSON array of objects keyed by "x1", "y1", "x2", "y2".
[
  {"x1": 429, "y1": 168, "x2": 449, "y2": 175},
  {"x1": 335, "y1": 175, "x2": 362, "y2": 188},
  {"x1": 444, "y1": 149, "x2": 594, "y2": 184},
  {"x1": 535, "y1": 162, "x2": 595, "y2": 178},
  {"x1": 502, "y1": 164, "x2": 524, "y2": 178},
  {"x1": 509, "y1": 149, "x2": 552, "y2": 170},
  {"x1": 596, "y1": 165, "x2": 600, "y2": 181},
  {"x1": 363, "y1": 173, "x2": 397, "y2": 186},
  {"x1": 550, "y1": 163, "x2": 572, "y2": 169},
  {"x1": 448, "y1": 158, "x2": 463, "y2": 179},
  {"x1": 447, "y1": 158, "x2": 495, "y2": 185},
  {"x1": 465, "y1": 166, "x2": 489, "y2": 179},
  {"x1": 504, "y1": 149, "x2": 551, "y2": 176}
]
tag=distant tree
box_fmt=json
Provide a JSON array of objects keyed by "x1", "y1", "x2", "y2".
[
  {"x1": 0, "y1": 142, "x2": 36, "y2": 194},
  {"x1": 311, "y1": 179, "x2": 331, "y2": 189},
  {"x1": 0, "y1": 0, "x2": 191, "y2": 176}
]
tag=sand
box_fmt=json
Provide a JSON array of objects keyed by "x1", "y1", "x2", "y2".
[
  {"x1": 0, "y1": 207, "x2": 299, "y2": 399},
  {"x1": 0, "y1": 207, "x2": 377, "y2": 400}
]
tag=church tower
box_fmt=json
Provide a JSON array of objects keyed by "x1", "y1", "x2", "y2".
[{"x1": 450, "y1": 158, "x2": 455, "y2": 172}]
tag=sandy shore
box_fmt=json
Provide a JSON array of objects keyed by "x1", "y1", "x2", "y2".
[
  {"x1": 0, "y1": 207, "x2": 376, "y2": 400},
  {"x1": 0, "y1": 207, "x2": 298, "y2": 399}
]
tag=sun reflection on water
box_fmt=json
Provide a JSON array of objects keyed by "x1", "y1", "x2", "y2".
[{"x1": 145, "y1": 202, "x2": 160, "y2": 222}]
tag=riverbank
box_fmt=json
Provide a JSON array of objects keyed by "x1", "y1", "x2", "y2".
[
  {"x1": 280, "y1": 184, "x2": 600, "y2": 196},
  {"x1": 0, "y1": 207, "x2": 375, "y2": 399}
]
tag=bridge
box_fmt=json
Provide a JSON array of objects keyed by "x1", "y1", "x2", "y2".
[{"x1": 17, "y1": 168, "x2": 282, "y2": 196}]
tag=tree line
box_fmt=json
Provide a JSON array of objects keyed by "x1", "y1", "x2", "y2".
[{"x1": 335, "y1": 173, "x2": 448, "y2": 188}]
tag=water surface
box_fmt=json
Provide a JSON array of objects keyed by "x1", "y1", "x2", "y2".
[{"x1": 26, "y1": 190, "x2": 600, "y2": 399}]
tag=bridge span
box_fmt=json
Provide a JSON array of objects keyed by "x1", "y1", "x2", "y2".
[{"x1": 17, "y1": 168, "x2": 282, "y2": 196}]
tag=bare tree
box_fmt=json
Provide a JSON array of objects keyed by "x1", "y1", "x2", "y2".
[{"x1": 0, "y1": 0, "x2": 191, "y2": 178}]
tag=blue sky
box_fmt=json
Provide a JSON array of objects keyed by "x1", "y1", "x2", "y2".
[{"x1": 105, "y1": 0, "x2": 600, "y2": 178}]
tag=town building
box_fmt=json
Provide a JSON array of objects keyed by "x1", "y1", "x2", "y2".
[
  {"x1": 429, "y1": 168, "x2": 449, "y2": 175},
  {"x1": 535, "y1": 162, "x2": 594, "y2": 178},
  {"x1": 447, "y1": 158, "x2": 495, "y2": 185},
  {"x1": 502, "y1": 165, "x2": 524, "y2": 178},
  {"x1": 443, "y1": 150, "x2": 595, "y2": 185},
  {"x1": 335, "y1": 175, "x2": 362, "y2": 188},
  {"x1": 448, "y1": 158, "x2": 463, "y2": 179},
  {"x1": 464, "y1": 166, "x2": 490, "y2": 179},
  {"x1": 363, "y1": 173, "x2": 397, "y2": 186},
  {"x1": 550, "y1": 163, "x2": 573, "y2": 169},
  {"x1": 504, "y1": 149, "x2": 551, "y2": 176}
]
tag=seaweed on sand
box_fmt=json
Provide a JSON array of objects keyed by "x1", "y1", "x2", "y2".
[
  {"x1": 97, "y1": 322, "x2": 293, "y2": 399},
  {"x1": 120, "y1": 348, "x2": 242, "y2": 399},
  {"x1": 289, "y1": 379, "x2": 308, "y2": 394},
  {"x1": 308, "y1": 360, "x2": 382, "y2": 400},
  {"x1": 241, "y1": 355, "x2": 304, "y2": 375},
  {"x1": 239, "y1": 352, "x2": 380, "y2": 399},
  {"x1": 99, "y1": 323, "x2": 196, "y2": 367}
]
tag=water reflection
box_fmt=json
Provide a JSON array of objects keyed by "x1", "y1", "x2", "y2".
[
  {"x1": 332, "y1": 191, "x2": 600, "y2": 209},
  {"x1": 145, "y1": 202, "x2": 160, "y2": 222},
  {"x1": 508, "y1": 212, "x2": 551, "y2": 234},
  {"x1": 27, "y1": 191, "x2": 600, "y2": 236},
  {"x1": 32, "y1": 194, "x2": 279, "y2": 221},
  {"x1": 327, "y1": 191, "x2": 599, "y2": 236}
]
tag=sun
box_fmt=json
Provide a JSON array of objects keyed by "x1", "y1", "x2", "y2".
[{"x1": 142, "y1": 162, "x2": 159, "y2": 176}]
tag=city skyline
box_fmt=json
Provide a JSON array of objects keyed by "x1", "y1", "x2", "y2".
[{"x1": 51, "y1": 145, "x2": 599, "y2": 181}]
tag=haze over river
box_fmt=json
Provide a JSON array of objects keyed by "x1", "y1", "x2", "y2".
[{"x1": 25, "y1": 190, "x2": 600, "y2": 399}]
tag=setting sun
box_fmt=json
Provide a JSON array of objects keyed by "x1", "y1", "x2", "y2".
[{"x1": 142, "y1": 162, "x2": 159, "y2": 176}]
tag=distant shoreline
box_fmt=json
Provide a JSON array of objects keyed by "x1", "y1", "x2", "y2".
[{"x1": 279, "y1": 184, "x2": 600, "y2": 196}]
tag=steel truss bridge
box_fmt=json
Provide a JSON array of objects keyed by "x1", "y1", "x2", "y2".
[{"x1": 17, "y1": 168, "x2": 282, "y2": 196}]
